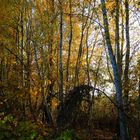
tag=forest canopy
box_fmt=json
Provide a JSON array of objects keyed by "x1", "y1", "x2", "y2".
[{"x1": 0, "y1": 0, "x2": 140, "y2": 140}]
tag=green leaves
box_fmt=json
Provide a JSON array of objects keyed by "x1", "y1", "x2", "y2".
[
  {"x1": 0, "y1": 113, "x2": 44, "y2": 140},
  {"x1": 53, "y1": 129, "x2": 74, "y2": 140}
]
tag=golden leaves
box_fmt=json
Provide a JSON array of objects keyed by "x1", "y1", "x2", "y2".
[{"x1": 106, "y1": 0, "x2": 116, "y2": 11}]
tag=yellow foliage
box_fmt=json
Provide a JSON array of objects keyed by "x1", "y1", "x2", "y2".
[
  {"x1": 51, "y1": 98, "x2": 59, "y2": 111},
  {"x1": 106, "y1": 0, "x2": 116, "y2": 10}
]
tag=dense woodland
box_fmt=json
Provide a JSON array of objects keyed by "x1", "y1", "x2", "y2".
[{"x1": 0, "y1": 0, "x2": 140, "y2": 139}]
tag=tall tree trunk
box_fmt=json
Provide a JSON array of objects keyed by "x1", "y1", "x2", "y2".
[
  {"x1": 74, "y1": 22, "x2": 84, "y2": 86},
  {"x1": 25, "y1": 14, "x2": 36, "y2": 120},
  {"x1": 66, "y1": 0, "x2": 73, "y2": 92},
  {"x1": 123, "y1": 0, "x2": 130, "y2": 112},
  {"x1": 47, "y1": 0, "x2": 55, "y2": 110},
  {"x1": 115, "y1": 0, "x2": 121, "y2": 77},
  {"x1": 86, "y1": 28, "x2": 90, "y2": 86},
  {"x1": 59, "y1": 2, "x2": 64, "y2": 103},
  {"x1": 85, "y1": 5, "x2": 94, "y2": 86},
  {"x1": 100, "y1": 0, "x2": 128, "y2": 139},
  {"x1": 74, "y1": 2, "x2": 88, "y2": 86},
  {"x1": 120, "y1": 1, "x2": 124, "y2": 79},
  {"x1": 33, "y1": 43, "x2": 53, "y2": 125},
  {"x1": 20, "y1": 8, "x2": 25, "y2": 116},
  {"x1": 88, "y1": 55, "x2": 102, "y2": 133}
]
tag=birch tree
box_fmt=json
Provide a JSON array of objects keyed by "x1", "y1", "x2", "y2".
[{"x1": 100, "y1": 0, "x2": 129, "y2": 139}]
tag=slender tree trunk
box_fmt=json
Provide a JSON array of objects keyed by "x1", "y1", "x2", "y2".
[
  {"x1": 85, "y1": 6, "x2": 94, "y2": 86},
  {"x1": 33, "y1": 42, "x2": 53, "y2": 125},
  {"x1": 59, "y1": 3, "x2": 64, "y2": 103},
  {"x1": 89, "y1": 55, "x2": 102, "y2": 126},
  {"x1": 74, "y1": 23, "x2": 84, "y2": 86},
  {"x1": 74, "y1": 2, "x2": 91, "y2": 86},
  {"x1": 120, "y1": 1, "x2": 124, "y2": 79},
  {"x1": 25, "y1": 14, "x2": 36, "y2": 120},
  {"x1": 74, "y1": 2, "x2": 87, "y2": 86},
  {"x1": 66, "y1": 0, "x2": 73, "y2": 92},
  {"x1": 100, "y1": 0, "x2": 128, "y2": 139},
  {"x1": 20, "y1": 9, "x2": 25, "y2": 116},
  {"x1": 47, "y1": 0, "x2": 55, "y2": 110},
  {"x1": 123, "y1": 0, "x2": 130, "y2": 112},
  {"x1": 86, "y1": 28, "x2": 90, "y2": 86},
  {"x1": 115, "y1": 0, "x2": 121, "y2": 77}
]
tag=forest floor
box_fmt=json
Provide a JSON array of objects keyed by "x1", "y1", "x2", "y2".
[
  {"x1": 92, "y1": 129, "x2": 115, "y2": 140},
  {"x1": 74, "y1": 128, "x2": 116, "y2": 140},
  {"x1": 1, "y1": 113, "x2": 138, "y2": 140}
]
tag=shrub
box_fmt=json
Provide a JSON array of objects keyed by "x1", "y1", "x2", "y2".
[{"x1": 0, "y1": 113, "x2": 44, "y2": 140}]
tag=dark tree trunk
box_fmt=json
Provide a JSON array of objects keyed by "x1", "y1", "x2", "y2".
[{"x1": 59, "y1": 2, "x2": 64, "y2": 104}]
